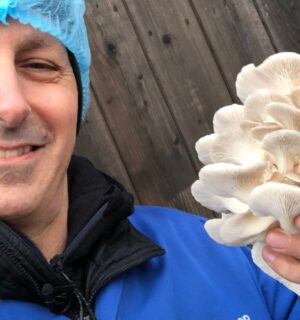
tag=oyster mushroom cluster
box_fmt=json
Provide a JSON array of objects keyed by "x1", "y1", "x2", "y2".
[{"x1": 191, "y1": 52, "x2": 300, "y2": 295}]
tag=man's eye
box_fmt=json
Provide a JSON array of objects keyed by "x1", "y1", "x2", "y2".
[{"x1": 28, "y1": 63, "x2": 57, "y2": 70}]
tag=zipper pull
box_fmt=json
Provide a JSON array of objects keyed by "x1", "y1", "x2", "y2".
[
  {"x1": 41, "y1": 283, "x2": 55, "y2": 306},
  {"x1": 51, "y1": 254, "x2": 96, "y2": 320}
]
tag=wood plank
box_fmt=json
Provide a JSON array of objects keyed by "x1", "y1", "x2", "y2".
[
  {"x1": 190, "y1": 0, "x2": 275, "y2": 98},
  {"x1": 123, "y1": 0, "x2": 233, "y2": 163},
  {"x1": 254, "y1": 0, "x2": 300, "y2": 52},
  {"x1": 75, "y1": 90, "x2": 139, "y2": 201},
  {"x1": 169, "y1": 187, "x2": 219, "y2": 218},
  {"x1": 84, "y1": 0, "x2": 204, "y2": 213}
]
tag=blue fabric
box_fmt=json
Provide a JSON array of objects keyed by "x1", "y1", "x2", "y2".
[
  {"x1": 1, "y1": 206, "x2": 300, "y2": 319},
  {"x1": 0, "y1": 0, "x2": 91, "y2": 119}
]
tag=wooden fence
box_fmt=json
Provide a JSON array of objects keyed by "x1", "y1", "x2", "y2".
[{"x1": 75, "y1": 0, "x2": 300, "y2": 218}]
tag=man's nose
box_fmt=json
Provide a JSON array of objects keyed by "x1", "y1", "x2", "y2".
[{"x1": 0, "y1": 66, "x2": 31, "y2": 128}]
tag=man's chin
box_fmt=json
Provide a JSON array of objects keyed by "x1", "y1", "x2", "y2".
[
  {"x1": 0, "y1": 162, "x2": 36, "y2": 186},
  {"x1": 0, "y1": 191, "x2": 38, "y2": 221}
]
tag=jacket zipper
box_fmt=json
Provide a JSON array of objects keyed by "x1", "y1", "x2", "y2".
[
  {"x1": 63, "y1": 202, "x2": 109, "y2": 262},
  {"x1": 0, "y1": 220, "x2": 95, "y2": 320},
  {"x1": 0, "y1": 242, "x2": 42, "y2": 298},
  {"x1": 0, "y1": 220, "x2": 61, "y2": 284},
  {"x1": 51, "y1": 256, "x2": 96, "y2": 320}
]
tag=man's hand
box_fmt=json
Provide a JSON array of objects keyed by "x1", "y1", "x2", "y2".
[{"x1": 262, "y1": 216, "x2": 300, "y2": 283}]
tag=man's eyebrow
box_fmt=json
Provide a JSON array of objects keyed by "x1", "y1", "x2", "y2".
[{"x1": 16, "y1": 37, "x2": 53, "y2": 53}]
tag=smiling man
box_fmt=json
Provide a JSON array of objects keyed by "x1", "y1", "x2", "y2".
[
  {"x1": 0, "y1": 21, "x2": 77, "y2": 260},
  {"x1": 1, "y1": 1, "x2": 300, "y2": 320}
]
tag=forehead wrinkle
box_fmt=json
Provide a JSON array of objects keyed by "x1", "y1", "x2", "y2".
[
  {"x1": 13, "y1": 32, "x2": 69, "y2": 64},
  {"x1": 15, "y1": 36, "x2": 54, "y2": 54},
  {"x1": 2, "y1": 18, "x2": 60, "y2": 53}
]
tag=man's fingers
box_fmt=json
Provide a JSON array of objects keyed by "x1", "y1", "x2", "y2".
[
  {"x1": 263, "y1": 222, "x2": 300, "y2": 284},
  {"x1": 295, "y1": 215, "x2": 300, "y2": 229},
  {"x1": 262, "y1": 246, "x2": 300, "y2": 283},
  {"x1": 265, "y1": 228, "x2": 300, "y2": 257}
]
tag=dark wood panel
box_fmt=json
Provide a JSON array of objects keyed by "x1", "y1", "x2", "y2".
[
  {"x1": 77, "y1": 0, "x2": 288, "y2": 217},
  {"x1": 169, "y1": 187, "x2": 219, "y2": 219},
  {"x1": 123, "y1": 0, "x2": 233, "y2": 164},
  {"x1": 190, "y1": 0, "x2": 275, "y2": 98},
  {"x1": 75, "y1": 90, "x2": 139, "y2": 201},
  {"x1": 254, "y1": 0, "x2": 300, "y2": 52},
  {"x1": 83, "y1": 0, "x2": 206, "y2": 214}
]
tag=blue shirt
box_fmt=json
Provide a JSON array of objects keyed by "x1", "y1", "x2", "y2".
[{"x1": 1, "y1": 206, "x2": 299, "y2": 319}]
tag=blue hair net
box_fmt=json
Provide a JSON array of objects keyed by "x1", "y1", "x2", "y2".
[{"x1": 0, "y1": 0, "x2": 91, "y2": 119}]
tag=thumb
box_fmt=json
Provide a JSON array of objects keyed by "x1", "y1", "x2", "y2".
[{"x1": 294, "y1": 215, "x2": 300, "y2": 229}]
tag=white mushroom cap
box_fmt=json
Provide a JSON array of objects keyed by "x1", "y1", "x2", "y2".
[
  {"x1": 198, "y1": 162, "x2": 270, "y2": 203},
  {"x1": 205, "y1": 212, "x2": 277, "y2": 246},
  {"x1": 248, "y1": 182, "x2": 300, "y2": 233},
  {"x1": 285, "y1": 170, "x2": 300, "y2": 184},
  {"x1": 244, "y1": 89, "x2": 291, "y2": 122},
  {"x1": 239, "y1": 120, "x2": 258, "y2": 132},
  {"x1": 235, "y1": 64, "x2": 256, "y2": 102},
  {"x1": 195, "y1": 134, "x2": 216, "y2": 165},
  {"x1": 252, "y1": 242, "x2": 300, "y2": 296},
  {"x1": 239, "y1": 120, "x2": 282, "y2": 141},
  {"x1": 290, "y1": 87, "x2": 300, "y2": 107},
  {"x1": 250, "y1": 122, "x2": 283, "y2": 141},
  {"x1": 191, "y1": 180, "x2": 249, "y2": 214},
  {"x1": 203, "y1": 215, "x2": 226, "y2": 244},
  {"x1": 211, "y1": 132, "x2": 266, "y2": 165},
  {"x1": 236, "y1": 52, "x2": 300, "y2": 102},
  {"x1": 268, "y1": 170, "x2": 298, "y2": 186},
  {"x1": 261, "y1": 129, "x2": 300, "y2": 174},
  {"x1": 213, "y1": 104, "x2": 245, "y2": 134},
  {"x1": 266, "y1": 102, "x2": 300, "y2": 131}
]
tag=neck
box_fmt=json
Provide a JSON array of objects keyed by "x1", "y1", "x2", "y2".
[
  {"x1": 30, "y1": 204, "x2": 68, "y2": 261},
  {"x1": 10, "y1": 178, "x2": 69, "y2": 261}
]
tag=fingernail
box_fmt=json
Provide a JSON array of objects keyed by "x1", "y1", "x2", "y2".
[
  {"x1": 262, "y1": 247, "x2": 275, "y2": 264},
  {"x1": 266, "y1": 231, "x2": 290, "y2": 249}
]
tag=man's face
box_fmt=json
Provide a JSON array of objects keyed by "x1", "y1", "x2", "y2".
[{"x1": 0, "y1": 20, "x2": 77, "y2": 223}]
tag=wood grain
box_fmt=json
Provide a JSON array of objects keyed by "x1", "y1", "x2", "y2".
[
  {"x1": 190, "y1": 0, "x2": 275, "y2": 98},
  {"x1": 123, "y1": 0, "x2": 233, "y2": 165},
  {"x1": 76, "y1": 0, "x2": 295, "y2": 218},
  {"x1": 82, "y1": 0, "x2": 205, "y2": 214},
  {"x1": 254, "y1": 0, "x2": 300, "y2": 52},
  {"x1": 75, "y1": 90, "x2": 139, "y2": 201}
]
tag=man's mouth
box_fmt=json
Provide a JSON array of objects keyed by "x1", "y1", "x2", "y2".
[{"x1": 0, "y1": 146, "x2": 41, "y2": 159}]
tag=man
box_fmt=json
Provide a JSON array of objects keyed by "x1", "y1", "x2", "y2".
[{"x1": 0, "y1": 1, "x2": 300, "y2": 319}]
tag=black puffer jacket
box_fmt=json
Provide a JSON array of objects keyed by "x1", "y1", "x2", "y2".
[{"x1": 0, "y1": 156, "x2": 164, "y2": 319}]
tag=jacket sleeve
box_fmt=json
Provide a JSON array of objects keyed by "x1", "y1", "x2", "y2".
[
  {"x1": 241, "y1": 245, "x2": 300, "y2": 320},
  {"x1": 131, "y1": 206, "x2": 300, "y2": 319}
]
